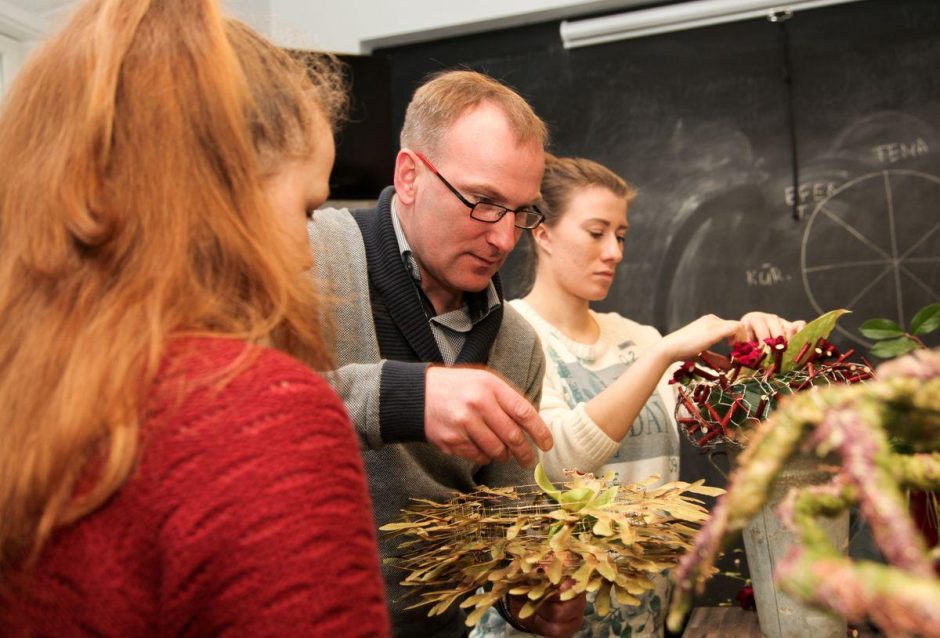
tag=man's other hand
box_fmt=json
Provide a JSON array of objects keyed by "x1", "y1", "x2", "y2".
[
  {"x1": 506, "y1": 580, "x2": 587, "y2": 638},
  {"x1": 424, "y1": 366, "x2": 553, "y2": 466}
]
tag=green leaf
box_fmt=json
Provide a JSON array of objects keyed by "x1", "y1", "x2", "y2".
[
  {"x1": 910, "y1": 303, "x2": 940, "y2": 335},
  {"x1": 534, "y1": 463, "x2": 561, "y2": 502},
  {"x1": 590, "y1": 486, "x2": 619, "y2": 509},
  {"x1": 559, "y1": 487, "x2": 595, "y2": 512},
  {"x1": 869, "y1": 336, "x2": 920, "y2": 358},
  {"x1": 859, "y1": 317, "x2": 904, "y2": 340},
  {"x1": 781, "y1": 309, "x2": 850, "y2": 372}
]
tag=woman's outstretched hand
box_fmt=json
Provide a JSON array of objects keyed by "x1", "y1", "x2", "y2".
[
  {"x1": 735, "y1": 312, "x2": 806, "y2": 343},
  {"x1": 657, "y1": 312, "x2": 805, "y2": 364},
  {"x1": 657, "y1": 314, "x2": 741, "y2": 363}
]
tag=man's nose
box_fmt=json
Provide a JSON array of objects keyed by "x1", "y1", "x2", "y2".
[{"x1": 486, "y1": 213, "x2": 518, "y2": 254}]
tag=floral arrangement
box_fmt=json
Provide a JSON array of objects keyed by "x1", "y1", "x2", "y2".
[
  {"x1": 669, "y1": 348, "x2": 940, "y2": 637},
  {"x1": 379, "y1": 464, "x2": 723, "y2": 627},
  {"x1": 671, "y1": 309, "x2": 875, "y2": 449}
]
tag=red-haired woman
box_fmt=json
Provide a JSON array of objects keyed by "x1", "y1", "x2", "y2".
[{"x1": 0, "y1": 1, "x2": 388, "y2": 636}]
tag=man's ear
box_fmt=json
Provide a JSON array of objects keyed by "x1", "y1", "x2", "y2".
[
  {"x1": 393, "y1": 149, "x2": 419, "y2": 206},
  {"x1": 530, "y1": 223, "x2": 552, "y2": 255}
]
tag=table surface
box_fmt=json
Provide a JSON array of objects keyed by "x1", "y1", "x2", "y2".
[
  {"x1": 682, "y1": 607, "x2": 880, "y2": 637},
  {"x1": 683, "y1": 607, "x2": 762, "y2": 638}
]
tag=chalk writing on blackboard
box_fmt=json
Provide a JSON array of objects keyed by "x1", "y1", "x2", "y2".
[
  {"x1": 746, "y1": 263, "x2": 790, "y2": 288},
  {"x1": 873, "y1": 138, "x2": 929, "y2": 164},
  {"x1": 784, "y1": 181, "x2": 840, "y2": 221},
  {"x1": 801, "y1": 169, "x2": 940, "y2": 346}
]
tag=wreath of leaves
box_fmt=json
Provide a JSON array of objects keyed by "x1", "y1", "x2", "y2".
[{"x1": 380, "y1": 466, "x2": 723, "y2": 626}]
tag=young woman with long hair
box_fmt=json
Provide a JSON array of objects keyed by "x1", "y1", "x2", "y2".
[
  {"x1": 473, "y1": 155, "x2": 803, "y2": 637},
  {"x1": 0, "y1": 1, "x2": 389, "y2": 635}
]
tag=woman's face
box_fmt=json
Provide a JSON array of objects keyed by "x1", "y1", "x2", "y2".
[
  {"x1": 265, "y1": 119, "x2": 335, "y2": 271},
  {"x1": 534, "y1": 185, "x2": 629, "y2": 302}
]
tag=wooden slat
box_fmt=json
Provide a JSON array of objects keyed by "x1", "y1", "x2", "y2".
[
  {"x1": 683, "y1": 607, "x2": 880, "y2": 637},
  {"x1": 683, "y1": 606, "x2": 763, "y2": 638}
]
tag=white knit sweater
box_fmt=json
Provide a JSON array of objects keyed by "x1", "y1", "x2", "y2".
[{"x1": 509, "y1": 299, "x2": 679, "y2": 487}]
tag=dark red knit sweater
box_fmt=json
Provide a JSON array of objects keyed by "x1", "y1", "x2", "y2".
[{"x1": 1, "y1": 337, "x2": 390, "y2": 637}]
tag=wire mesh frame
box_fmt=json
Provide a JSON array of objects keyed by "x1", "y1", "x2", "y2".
[{"x1": 677, "y1": 364, "x2": 872, "y2": 450}]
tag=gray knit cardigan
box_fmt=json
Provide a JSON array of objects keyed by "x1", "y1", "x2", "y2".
[{"x1": 308, "y1": 188, "x2": 545, "y2": 637}]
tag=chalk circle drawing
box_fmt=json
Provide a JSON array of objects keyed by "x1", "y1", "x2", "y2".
[{"x1": 801, "y1": 169, "x2": 940, "y2": 346}]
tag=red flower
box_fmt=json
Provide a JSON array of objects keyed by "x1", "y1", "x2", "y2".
[
  {"x1": 669, "y1": 360, "x2": 697, "y2": 385},
  {"x1": 735, "y1": 585, "x2": 756, "y2": 611},
  {"x1": 764, "y1": 336, "x2": 787, "y2": 373},
  {"x1": 816, "y1": 338, "x2": 840, "y2": 359},
  {"x1": 731, "y1": 341, "x2": 765, "y2": 369}
]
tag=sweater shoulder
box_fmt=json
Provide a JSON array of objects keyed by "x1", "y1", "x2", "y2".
[
  {"x1": 158, "y1": 336, "x2": 336, "y2": 394},
  {"x1": 593, "y1": 311, "x2": 663, "y2": 345},
  {"x1": 501, "y1": 301, "x2": 540, "y2": 345},
  {"x1": 148, "y1": 337, "x2": 348, "y2": 445},
  {"x1": 307, "y1": 208, "x2": 365, "y2": 283}
]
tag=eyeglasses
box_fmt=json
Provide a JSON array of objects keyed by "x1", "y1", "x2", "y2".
[{"x1": 414, "y1": 152, "x2": 544, "y2": 229}]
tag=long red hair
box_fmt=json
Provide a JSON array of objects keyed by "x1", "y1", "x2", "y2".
[{"x1": 0, "y1": 0, "x2": 344, "y2": 571}]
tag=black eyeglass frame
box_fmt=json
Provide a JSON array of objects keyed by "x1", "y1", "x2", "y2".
[{"x1": 414, "y1": 152, "x2": 544, "y2": 229}]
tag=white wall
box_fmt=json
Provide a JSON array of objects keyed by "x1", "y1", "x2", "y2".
[
  {"x1": 270, "y1": 0, "x2": 659, "y2": 54},
  {"x1": 223, "y1": 0, "x2": 273, "y2": 37},
  {"x1": 4, "y1": 0, "x2": 663, "y2": 59},
  {"x1": 0, "y1": 31, "x2": 22, "y2": 93},
  {"x1": 41, "y1": 0, "x2": 273, "y2": 37},
  {"x1": 0, "y1": 0, "x2": 49, "y2": 92}
]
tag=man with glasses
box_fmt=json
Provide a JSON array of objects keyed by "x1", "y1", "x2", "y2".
[{"x1": 309, "y1": 70, "x2": 586, "y2": 637}]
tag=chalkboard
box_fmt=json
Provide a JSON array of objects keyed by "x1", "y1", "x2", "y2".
[
  {"x1": 379, "y1": 0, "x2": 940, "y2": 352},
  {"x1": 330, "y1": 54, "x2": 396, "y2": 199},
  {"x1": 377, "y1": 0, "x2": 940, "y2": 609}
]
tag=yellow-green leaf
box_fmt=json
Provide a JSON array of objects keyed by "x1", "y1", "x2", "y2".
[
  {"x1": 549, "y1": 524, "x2": 572, "y2": 552},
  {"x1": 613, "y1": 585, "x2": 641, "y2": 606},
  {"x1": 590, "y1": 486, "x2": 620, "y2": 509},
  {"x1": 595, "y1": 556, "x2": 617, "y2": 581},
  {"x1": 519, "y1": 600, "x2": 539, "y2": 619},
  {"x1": 667, "y1": 479, "x2": 725, "y2": 497},
  {"x1": 595, "y1": 581, "x2": 612, "y2": 616},
  {"x1": 619, "y1": 522, "x2": 637, "y2": 545},
  {"x1": 465, "y1": 601, "x2": 496, "y2": 626},
  {"x1": 535, "y1": 463, "x2": 561, "y2": 501},
  {"x1": 547, "y1": 554, "x2": 564, "y2": 584},
  {"x1": 781, "y1": 309, "x2": 849, "y2": 372},
  {"x1": 559, "y1": 586, "x2": 581, "y2": 601},
  {"x1": 559, "y1": 487, "x2": 595, "y2": 512},
  {"x1": 527, "y1": 579, "x2": 549, "y2": 600},
  {"x1": 593, "y1": 516, "x2": 614, "y2": 537}
]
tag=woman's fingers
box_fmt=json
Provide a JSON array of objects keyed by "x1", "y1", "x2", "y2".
[{"x1": 737, "y1": 312, "x2": 806, "y2": 342}]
